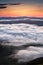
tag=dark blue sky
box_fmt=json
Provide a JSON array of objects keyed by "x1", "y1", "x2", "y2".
[{"x1": 0, "y1": 0, "x2": 43, "y2": 4}]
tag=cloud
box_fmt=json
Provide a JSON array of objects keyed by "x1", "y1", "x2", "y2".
[
  {"x1": 0, "y1": 3, "x2": 21, "y2": 6},
  {"x1": 0, "y1": 4, "x2": 7, "y2": 9},
  {"x1": 0, "y1": 6, "x2": 7, "y2": 9},
  {"x1": 0, "y1": 4, "x2": 8, "y2": 9},
  {"x1": 0, "y1": 23, "x2": 43, "y2": 63},
  {"x1": 0, "y1": 23, "x2": 43, "y2": 46},
  {"x1": 11, "y1": 46, "x2": 43, "y2": 63},
  {"x1": 8, "y1": 3, "x2": 21, "y2": 5},
  {"x1": 0, "y1": 3, "x2": 21, "y2": 9}
]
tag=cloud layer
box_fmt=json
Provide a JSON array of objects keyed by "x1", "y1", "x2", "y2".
[
  {"x1": 15, "y1": 46, "x2": 43, "y2": 63},
  {"x1": 0, "y1": 23, "x2": 43, "y2": 46},
  {"x1": 0, "y1": 23, "x2": 43, "y2": 63}
]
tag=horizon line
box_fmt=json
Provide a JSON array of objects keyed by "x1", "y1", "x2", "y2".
[{"x1": 0, "y1": 16, "x2": 43, "y2": 18}]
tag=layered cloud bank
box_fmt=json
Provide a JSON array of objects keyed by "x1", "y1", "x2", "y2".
[
  {"x1": 0, "y1": 23, "x2": 43, "y2": 63},
  {"x1": 0, "y1": 23, "x2": 43, "y2": 46}
]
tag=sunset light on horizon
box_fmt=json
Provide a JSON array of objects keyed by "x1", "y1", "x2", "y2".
[{"x1": 0, "y1": 3, "x2": 43, "y2": 17}]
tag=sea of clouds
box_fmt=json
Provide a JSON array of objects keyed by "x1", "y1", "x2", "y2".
[
  {"x1": 0, "y1": 23, "x2": 43, "y2": 46},
  {"x1": 0, "y1": 23, "x2": 43, "y2": 63}
]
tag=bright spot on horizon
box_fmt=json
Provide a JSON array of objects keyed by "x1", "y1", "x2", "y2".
[{"x1": 0, "y1": 3, "x2": 43, "y2": 17}]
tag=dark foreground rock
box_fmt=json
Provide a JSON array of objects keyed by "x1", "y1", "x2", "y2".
[{"x1": 0, "y1": 45, "x2": 43, "y2": 65}]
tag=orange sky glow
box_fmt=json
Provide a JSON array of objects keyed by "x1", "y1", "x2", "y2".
[{"x1": 0, "y1": 4, "x2": 43, "y2": 17}]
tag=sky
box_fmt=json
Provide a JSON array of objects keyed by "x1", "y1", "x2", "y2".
[{"x1": 0, "y1": 0, "x2": 43, "y2": 17}]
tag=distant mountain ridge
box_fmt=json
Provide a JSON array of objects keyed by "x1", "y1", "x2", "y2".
[
  {"x1": 0, "y1": 16, "x2": 43, "y2": 19},
  {"x1": 0, "y1": 17, "x2": 43, "y2": 26}
]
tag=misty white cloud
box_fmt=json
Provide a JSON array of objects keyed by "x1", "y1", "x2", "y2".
[
  {"x1": 15, "y1": 46, "x2": 43, "y2": 63},
  {"x1": 0, "y1": 23, "x2": 43, "y2": 62},
  {"x1": 0, "y1": 23, "x2": 43, "y2": 46}
]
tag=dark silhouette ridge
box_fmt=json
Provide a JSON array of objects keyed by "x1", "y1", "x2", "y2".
[
  {"x1": 0, "y1": 17, "x2": 43, "y2": 26},
  {"x1": 0, "y1": 20, "x2": 43, "y2": 26}
]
